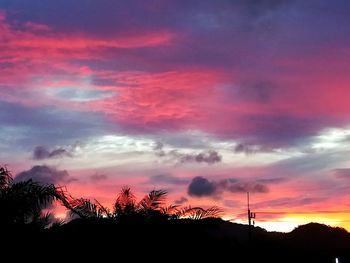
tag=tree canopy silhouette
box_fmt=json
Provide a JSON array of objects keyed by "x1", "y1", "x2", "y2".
[
  {"x1": 0, "y1": 166, "x2": 67, "y2": 226},
  {"x1": 0, "y1": 165, "x2": 222, "y2": 226},
  {"x1": 68, "y1": 186, "x2": 222, "y2": 220},
  {"x1": 0, "y1": 165, "x2": 349, "y2": 262}
]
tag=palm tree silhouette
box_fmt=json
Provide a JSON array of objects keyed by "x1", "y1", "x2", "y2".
[
  {"x1": 113, "y1": 186, "x2": 137, "y2": 217},
  {"x1": 0, "y1": 165, "x2": 222, "y2": 224},
  {"x1": 0, "y1": 166, "x2": 68, "y2": 227},
  {"x1": 68, "y1": 185, "x2": 222, "y2": 220},
  {"x1": 175, "y1": 206, "x2": 222, "y2": 219}
]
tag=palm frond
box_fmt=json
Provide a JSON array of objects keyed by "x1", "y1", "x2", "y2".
[
  {"x1": 198, "y1": 206, "x2": 222, "y2": 219},
  {"x1": 175, "y1": 206, "x2": 222, "y2": 220},
  {"x1": 94, "y1": 199, "x2": 112, "y2": 218},
  {"x1": 113, "y1": 186, "x2": 136, "y2": 216},
  {"x1": 68, "y1": 198, "x2": 102, "y2": 219},
  {"x1": 175, "y1": 205, "x2": 193, "y2": 218},
  {"x1": 160, "y1": 204, "x2": 179, "y2": 216},
  {"x1": 0, "y1": 179, "x2": 64, "y2": 224},
  {"x1": 50, "y1": 218, "x2": 66, "y2": 228},
  {"x1": 34, "y1": 211, "x2": 54, "y2": 228},
  {"x1": 138, "y1": 189, "x2": 167, "y2": 212},
  {"x1": 118, "y1": 186, "x2": 136, "y2": 204}
]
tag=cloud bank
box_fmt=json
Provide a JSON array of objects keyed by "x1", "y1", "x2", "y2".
[
  {"x1": 15, "y1": 165, "x2": 75, "y2": 185},
  {"x1": 188, "y1": 176, "x2": 269, "y2": 198}
]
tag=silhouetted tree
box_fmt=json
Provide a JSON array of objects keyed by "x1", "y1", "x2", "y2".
[
  {"x1": 0, "y1": 165, "x2": 222, "y2": 226},
  {"x1": 175, "y1": 206, "x2": 222, "y2": 219},
  {"x1": 0, "y1": 166, "x2": 68, "y2": 227},
  {"x1": 113, "y1": 186, "x2": 137, "y2": 217},
  {"x1": 67, "y1": 198, "x2": 108, "y2": 219},
  {"x1": 68, "y1": 185, "x2": 222, "y2": 220}
]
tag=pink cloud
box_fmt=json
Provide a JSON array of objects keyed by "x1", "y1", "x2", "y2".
[{"x1": 2, "y1": 10, "x2": 350, "y2": 149}]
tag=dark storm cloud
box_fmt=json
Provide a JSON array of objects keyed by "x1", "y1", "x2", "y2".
[
  {"x1": 187, "y1": 177, "x2": 216, "y2": 197},
  {"x1": 33, "y1": 146, "x2": 71, "y2": 160},
  {"x1": 15, "y1": 165, "x2": 75, "y2": 184},
  {"x1": 187, "y1": 176, "x2": 268, "y2": 198}
]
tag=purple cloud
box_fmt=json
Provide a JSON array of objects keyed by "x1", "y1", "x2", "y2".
[
  {"x1": 33, "y1": 145, "x2": 71, "y2": 160},
  {"x1": 188, "y1": 176, "x2": 268, "y2": 198},
  {"x1": 177, "y1": 150, "x2": 222, "y2": 165},
  {"x1": 15, "y1": 165, "x2": 75, "y2": 185},
  {"x1": 152, "y1": 142, "x2": 222, "y2": 165}
]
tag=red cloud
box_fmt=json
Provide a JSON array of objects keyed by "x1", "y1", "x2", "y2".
[
  {"x1": 85, "y1": 69, "x2": 230, "y2": 132},
  {"x1": 2, "y1": 9, "x2": 350, "y2": 148}
]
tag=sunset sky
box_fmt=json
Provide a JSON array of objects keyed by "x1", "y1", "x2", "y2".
[{"x1": 1, "y1": 0, "x2": 350, "y2": 232}]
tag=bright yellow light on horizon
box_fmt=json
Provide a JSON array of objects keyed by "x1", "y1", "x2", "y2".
[
  {"x1": 225, "y1": 212, "x2": 350, "y2": 233},
  {"x1": 256, "y1": 212, "x2": 350, "y2": 233}
]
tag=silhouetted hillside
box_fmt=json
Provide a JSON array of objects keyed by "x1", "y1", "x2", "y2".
[
  {"x1": 285, "y1": 223, "x2": 350, "y2": 259},
  {"x1": 1, "y1": 167, "x2": 348, "y2": 262},
  {"x1": 2, "y1": 219, "x2": 349, "y2": 262}
]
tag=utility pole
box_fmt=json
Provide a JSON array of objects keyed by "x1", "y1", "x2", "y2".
[{"x1": 247, "y1": 192, "x2": 256, "y2": 242}]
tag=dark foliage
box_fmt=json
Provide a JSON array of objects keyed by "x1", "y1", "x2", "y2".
[
  {"x1": 0, "y1": 166, "x2": 349, "y2": 262},
  {"x1": 0, "y1": 165, "x2": 68, "y2": 226}
]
